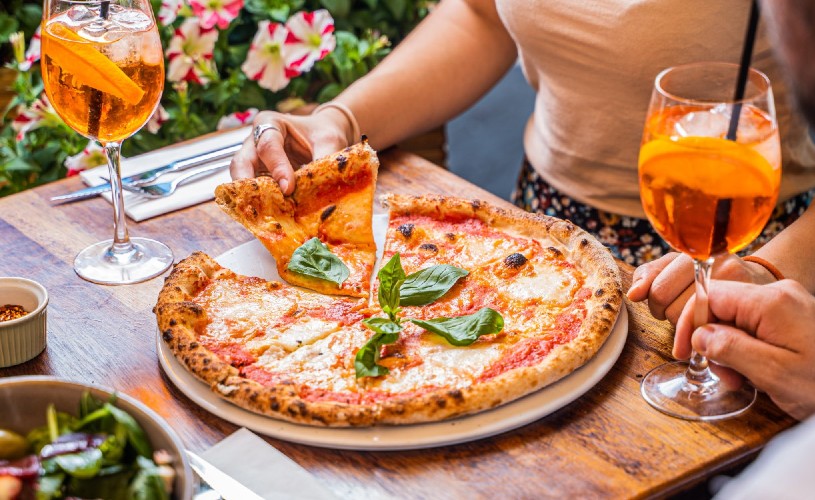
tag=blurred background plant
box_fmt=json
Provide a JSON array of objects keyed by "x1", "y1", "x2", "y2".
[{"x1": 0, "y1": 0, "x2": 431, "y2": 196}]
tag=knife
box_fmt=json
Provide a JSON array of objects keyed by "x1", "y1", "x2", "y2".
[
  {"x1": 50, "y1": 143, "x2": 242, "y2": 204},
  {"x1": 187, "y1": 450, "x2": 265, "y2": 500}
]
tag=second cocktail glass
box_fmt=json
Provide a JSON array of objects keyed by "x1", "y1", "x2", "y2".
[
  {"x1": 638, "y1": 62, "x2": 780, "y2": 420},
  {"x1": 41, "y1": 0, "x2": 173, "y2": 284}
]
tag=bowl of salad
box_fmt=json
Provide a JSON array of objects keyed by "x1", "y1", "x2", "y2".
[{"x1": 0, "y1": 376, "x2": 194, "y2": 499}]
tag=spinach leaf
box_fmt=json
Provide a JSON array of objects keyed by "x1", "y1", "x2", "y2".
[
  {"x1": 287, "y1": 237, "x2": 350, "y2": 286},
  {"x1": 37, "y1": 473, "x2": 66, "y2": 500},
  {"x1": 54, "y1": 448, "x2": 104, "y2": 479},
  {"x1": 377, "y1": 254, "x2": 406, "y2": 318},
  {"x1": 410, "y1": 308, "x2": 504, "y2": 346},
  {"x1": 400, "y1": 265, "x2": 468, "y2": 306},
  {"x1": 355, "y1": 319, "x2": 402, "y2": 378},
  {"x1": 105, "y1": 404, "x2": 153, "y2": 458},
  {"x1": 129, "y1": 456, "x2": 170, "y2": 500},
  {"x1": 67, "y1": 468, "x2": 134, "y2": 500}
]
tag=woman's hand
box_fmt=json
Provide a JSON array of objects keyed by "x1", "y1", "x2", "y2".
[
  {"x1": 676, "y1": 279, "x2": 815, "y2": 420},
  {"x1": 229, "y1": 108, "x2": 351, "y2": 195},
  {"x1": 627, "y1": 252, "x2": 777, "y2": 327}
]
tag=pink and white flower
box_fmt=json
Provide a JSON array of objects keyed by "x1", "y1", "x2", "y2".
[
  {"x1": 158, "y1": 0, "x2": 185, "y2": 26},
  {"x1": 189, "y1": 0, "x2": 243, "y2": 30},
  {"x1": 166, "y1": 18, "x2": 218, "y2": 85},
  {"x1": 11, "y1": 95, "x2": 58, "y2": 141},
  {"x1": 241, "y1": 20, "x2": 299, "y2": 92},
  {"x1": 285, "y1": 10, "x2": 335, "y2": 74},
  {"x1": 146, "y1": 105, "x2": 170, "y2": 134},
  {"x1": 64, "y1": 141, "x2": 106, "y2": 176},
  {"x1": 216, "y1": 108, "x2": 258, "y2": 130},
  {"x1": 11, "y1": 28, "x2": 40, "y2": 72}
]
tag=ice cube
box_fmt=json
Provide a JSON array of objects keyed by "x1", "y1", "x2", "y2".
[
  {"x1": 65, "y1": 5, "x2": 96, "y2": 24},
  {"x1": 112, "y1": 7, "x2": 152, "y2": 31},
  {"x1": 673, "y1": 105, "x2": 730, "y2": 139}
]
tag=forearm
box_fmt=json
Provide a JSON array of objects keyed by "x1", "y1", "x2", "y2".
[
  {"x1": 753, "y1": 205, "x2": 815, "y2": 293},
  {"x1": 334, "y1": 0, "x2": 518, "y2": 150}
]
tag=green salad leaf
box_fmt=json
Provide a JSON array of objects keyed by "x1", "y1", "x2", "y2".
[
  {"x1": 399, "y1": 264, "x2": 468, "y2": 306},
  {"x1": 409, "y1": 308, "x2": 504, "y2": 346},
  {"x1": 54, "y1": 448, "x2": 104, "y2": 479},
  {"x1": 287, "y1": 237, "x2": 350, "y2": 286}
]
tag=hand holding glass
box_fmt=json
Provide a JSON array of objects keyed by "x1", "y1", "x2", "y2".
[
  {"x1": 41, "y1": 0, "x2": 173, "y2": 284},
  {"x1": 639, "y1": 63, "x2": 780, "y2": 420}
]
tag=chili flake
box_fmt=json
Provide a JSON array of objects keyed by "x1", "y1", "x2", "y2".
[{"x1": 0, "y1": 305, "x2": 28, "y2": 322}]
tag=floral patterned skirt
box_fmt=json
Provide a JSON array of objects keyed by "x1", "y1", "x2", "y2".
[{"x1": 512, "y1": 159, "x2": 814, "y2": 266}]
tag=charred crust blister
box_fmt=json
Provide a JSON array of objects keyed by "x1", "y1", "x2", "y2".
[
  {"x1": 321, "y1": 205, "x2": 337, "y2": 221},
  {"x1": 595, "y1": 288, "x2": 605, "y2": 297},
  {"x1": 504, "y1": 253, "x2": 528, "y2": 269},
  {"x1": 419, "y1": 243, "x2": 438, "y2": 253},
  {"x1": 445, "y1": 233, "x2": 456, "y2": 242},
  {"x1": 162, "y1": 330, "x2": 173, "y2": 342},
  {"x1": 397, "y1": 223, "x2": 415, "y2": 238},
  {"x1": 336, "y1": 154, "x2": 348, "y2": 171}
]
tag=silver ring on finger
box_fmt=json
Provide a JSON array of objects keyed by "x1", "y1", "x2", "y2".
[{"x1": 253, "y1": 124, "x2": 280, "y2": 147}]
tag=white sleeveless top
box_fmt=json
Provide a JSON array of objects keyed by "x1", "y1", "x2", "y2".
[{"x1": 495, "y1": 0, "x2": 815, "y2": 217}]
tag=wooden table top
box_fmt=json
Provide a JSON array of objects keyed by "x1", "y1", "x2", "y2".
[{"x1": 0, "y1": 148, "x2": 795, "y2": 499}]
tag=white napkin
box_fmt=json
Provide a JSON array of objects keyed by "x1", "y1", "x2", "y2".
[
  {"x1": 201, "y1": 428, "x2": 338, "y2": 500},
  {"x1": 79, "y1": 126, "x2": 251, "y2": 221}
]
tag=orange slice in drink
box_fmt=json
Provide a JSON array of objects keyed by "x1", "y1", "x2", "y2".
[{"x1": 43, "y1": 22, "x2": 145, "y2": 105}]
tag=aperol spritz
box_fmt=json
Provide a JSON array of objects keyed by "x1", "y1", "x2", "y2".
[
  {"x1": 42, "y1": 0, "x2": 172, "y2": 284},
  {"x1": 638, "y1": 62, "x2": 780, "y2": 420}
]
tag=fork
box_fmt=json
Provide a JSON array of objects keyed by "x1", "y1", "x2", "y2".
[{"x1": 115, "y1": 160, "x2": 231, "y2": 199}]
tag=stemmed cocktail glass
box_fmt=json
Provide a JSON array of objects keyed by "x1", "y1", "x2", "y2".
[
  {"x1": 638, "y1": 62, "x2": 780, "y2": 420},
  {"x1": 41, "y1": 0, "x2": 173, "y2": 284}
]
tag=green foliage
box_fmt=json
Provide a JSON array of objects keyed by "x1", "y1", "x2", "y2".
[{"x1": 0, "y1": 0, "x2": 431, "y2": 196}]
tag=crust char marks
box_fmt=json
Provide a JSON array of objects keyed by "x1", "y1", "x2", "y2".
[{"x1": 155, "y1": 252, "x2": 238, "y2": 387}]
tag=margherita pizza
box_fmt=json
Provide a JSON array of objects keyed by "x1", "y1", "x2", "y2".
[
  {"x1": 214, "y1": 141, "x2": 378, "y2": 298},
  {"x1": 155, "y1": 184, "x2": 623, "y2": 426}
]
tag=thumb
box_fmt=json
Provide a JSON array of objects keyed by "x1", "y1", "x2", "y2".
[{"x1": 692, "y1": 324, "x2": 788, "y2": 394}]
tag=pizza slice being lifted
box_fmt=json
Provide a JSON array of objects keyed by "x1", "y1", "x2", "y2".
[{"x1": 214, "y1": 140, "x2": 379, "y2": 297}]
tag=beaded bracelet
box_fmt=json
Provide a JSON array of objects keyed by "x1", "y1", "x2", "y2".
[
  {"x1": 313, "y1": 102, "x2": 361, "y2": 146},
  {"x1": 743, "y1": 255, "x2": 785, "y2": 281}
]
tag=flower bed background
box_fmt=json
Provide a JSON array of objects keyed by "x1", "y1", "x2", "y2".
[{"x1": 0, "y1": 0, "x2": 431, "y2": 197}]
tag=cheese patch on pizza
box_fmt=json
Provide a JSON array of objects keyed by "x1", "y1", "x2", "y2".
[{"x1": 214, "y1": 141, "x2": 379, "y2": 297}]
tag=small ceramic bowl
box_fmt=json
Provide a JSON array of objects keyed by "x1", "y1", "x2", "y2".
[
  {"x1": 0, "y1": 277, "x2": 48, "y2": 367},
  {"x1": 0, "y1": 376, "x2": 194, "y2": 499}
]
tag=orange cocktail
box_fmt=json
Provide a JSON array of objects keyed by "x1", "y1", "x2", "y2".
[
  {"x1": 41, "y1": 5, "x2": 163, "y2": 143},
  {"x1": 639, "y1": 105, "x2": 780, "y2": 260}
]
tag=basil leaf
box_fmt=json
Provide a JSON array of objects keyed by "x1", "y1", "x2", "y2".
[
  {"x1": 410, "y1": 308, "x2": 504, "y2": 346},
  {"x1": 355, "y1": 320, "x2": 402, "y2": 378},
  {"x1": 377, "y1": 254, "x2": 406, "y2": 317},
  {"x1": 54, "y1": 448, "x2": 104, "y2": 479},
  {"x1": 288, "y1": 238, "x2": 350, "y2": 286},
  {"x1": 362, "y1": 317, "x2": 403, "y2": 334},
  {"x1": 400, "y1": 265, "x2": 469, "y2": 306}
]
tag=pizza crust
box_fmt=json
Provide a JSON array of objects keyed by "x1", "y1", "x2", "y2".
[
  {"x1": 156, "y1": 196, "x2": 623, "y2": 427},
  {"x1": 214, "y1": 141, "x2": 379, "y2": 297}
]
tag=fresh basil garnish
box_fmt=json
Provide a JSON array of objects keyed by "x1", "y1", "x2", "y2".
[
  {"x1": 377, "y1": 254, "x2": 406, "y2": 319},
  {"x1": 410, "y1": 308, "x2": 504, "y2": 346},
  {"x1": 287, "y1": 237, "x2": 350, "y2": 286},
  {"x1": 355, "y1": 319, "x2": 403, "y2": 378},
  {"x1": 400, "y1": 265, "x2": 468, "y2": 306}
]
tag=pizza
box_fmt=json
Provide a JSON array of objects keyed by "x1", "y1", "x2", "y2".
[
  {"x1": 214, "y1": 140, "x2": 378, "y2": 298},
  {"x1": 155, "y1": 191, "x2": 623, "y2": 427}
]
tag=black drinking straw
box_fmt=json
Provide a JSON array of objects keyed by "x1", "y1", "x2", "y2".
[
  {"x1": 87, "y1": 0, "x2": 110, "y2": 138},
  {"x1": 712, "y1": 0, "x2": 761, "y2": 253}
]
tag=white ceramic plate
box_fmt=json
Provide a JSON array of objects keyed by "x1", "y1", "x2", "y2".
[
  {"x1": 158, "y1": 213, "x2": 628, "y2": 449},
  {"x1": 158, "y1": 307, "x2": 626, "y2": 451}
]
